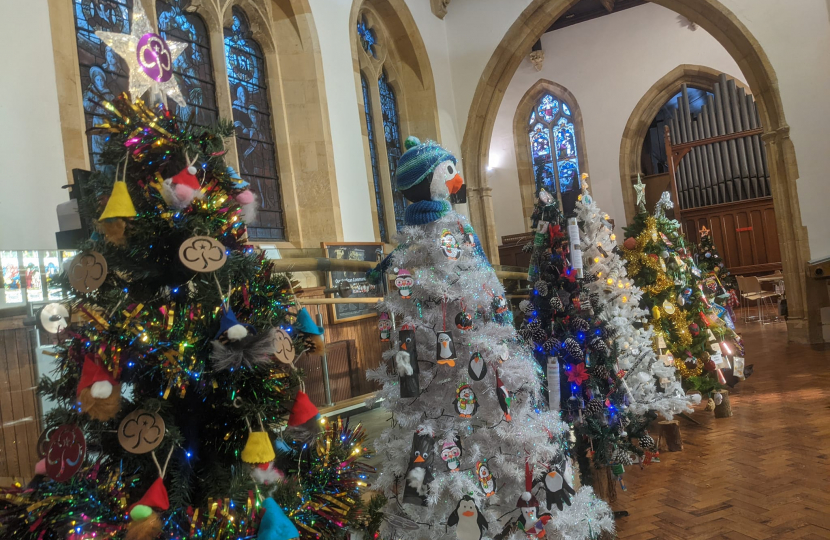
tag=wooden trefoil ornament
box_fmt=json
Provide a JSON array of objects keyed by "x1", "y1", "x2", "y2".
[
  {"x1": 179, "y1": 236, "x2": 227, "y2": 273},
  {"x1": 68, "y1": 251, "x2": 108, "y2": 293}
]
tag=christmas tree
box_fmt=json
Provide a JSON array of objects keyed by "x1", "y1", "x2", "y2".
[
  {"x1": 518, "y1": 185, "x2": 641, "y2": 497},
  {"x1": 573, "y1": 179, "x2": 697, "y2": 421},
  {"x1": 0, "y1": 10, "x2": 370, "y2": 538},
  {"x1": 696, "y1": 226, "x2": 740, "y2": 316},
  {"x1": 622, "y1": 188, "x2": 746, "y2": 396},
  {"x1": 367, "y1": 137, "x2": 613, "y2": 540}
]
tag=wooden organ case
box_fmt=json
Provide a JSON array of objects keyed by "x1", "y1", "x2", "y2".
[{"x1": 663, "y1": 74, "x2": 781, "y2": 275}]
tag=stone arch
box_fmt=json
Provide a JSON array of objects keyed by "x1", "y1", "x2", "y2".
[
  {"x1": 349, "y1": 0, "x2": 441, "y2": 242},
  {"x1": 618, "y1": 64, "x2": 748, "y2": 221},
  {"x1": 460, "y1": 0, "x2": 811, "y2": 341},
  {"x1": 513, "y1": 79, "x2": 590, "y2": 228}
]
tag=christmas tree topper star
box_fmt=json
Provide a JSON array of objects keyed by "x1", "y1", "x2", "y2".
[
  {"x1": 633, "y1": 173, "x2": 646, "y2": 213},
  {"x1": 95, "y1": 1, "x2": 187, "y2": 107}
]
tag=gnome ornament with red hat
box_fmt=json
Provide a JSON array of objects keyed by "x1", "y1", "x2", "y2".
[
  {"x1": 77, "y1": 354, "x2": 121, "y2": 421},
  {"x1": 285, "y1": 388, "x2": 321, "y2": 444},
  {"x1": 516, "y1": 462, "x2": 550, "y2": 538},
  {"x1": 161, "y1": 152, "x2": 204, "y2": 209},
  {"x1": 126, "y1": 447, "x2": 173, "y2": 540}
]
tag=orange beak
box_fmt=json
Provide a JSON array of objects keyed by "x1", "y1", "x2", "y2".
[
  {"x1": 445, "y1": 174, "x2": 463, "y2": 195},
  {"x1": 414, "y1": 455, "x2": 425, "y2": 463},
  {"x1": 400, "y1": 342, "x2": 407, "y2": 351},
  {"x1": 462, "y1": 511, "x2": 475, "y2": 517}
]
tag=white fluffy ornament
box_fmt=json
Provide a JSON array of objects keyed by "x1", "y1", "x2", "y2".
[
  {"x1": 90, "y1": 380, "x2": 114, "y2": 399},
  {"x1": 236, "y1": 189, "x2": 258, "y2": 225}
]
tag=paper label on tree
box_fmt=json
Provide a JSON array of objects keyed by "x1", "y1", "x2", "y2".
[
  {"x1": 710, "y1": 352, "x2": 729, "y2": 370},
  {"x1": 659, "y1": 354, "x2": 673, "y2": 367},
  {"x1": 657, "y1": 335, "x2": 667, "y2": 349},
  {"x1": 571, "y1": 248, "x2": 583, "y2": 270},
  {"x1": 547, "y1": 357, "x2": 560, "y2": 412},
  {"x1": 733, "y1": 356, "x2": 745, "y2": 379},
  {"x1": 568, "y1": 218, "x2": 580, "y2": 247},
  {"x1": 537, "y1": 220, "x2": 549, "y2": 234}
]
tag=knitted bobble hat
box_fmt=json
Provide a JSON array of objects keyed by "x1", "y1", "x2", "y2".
[{"x1": 395, "y1": 136, "x2": 456, "y2": 192}]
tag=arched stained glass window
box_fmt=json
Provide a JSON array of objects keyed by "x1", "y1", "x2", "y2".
[
  {"x1": 225, "y1": 7, "x2": 284, "y2": 240},
  {"x1": 157, "y1": 0, "x2": 217, "y2": 126},
  {"x1": 529, "y1": 93, "x2": 580, "y2": 198},
  {"x1": 378, "y1": 70, "x2": 406, "y2": 232},
  {"x1": 361, "y1": 74, "x2": 387, "y2": 242},
  {"x1": 73, "y1": 0, "x2": 133, "y2": 169}
]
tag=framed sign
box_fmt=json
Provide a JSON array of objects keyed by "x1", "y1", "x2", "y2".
[{"x1": 321, "y1": 242, "x2": 384, "y2": 323}]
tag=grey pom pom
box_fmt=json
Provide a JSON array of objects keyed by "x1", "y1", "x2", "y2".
[{"x1": 519, "y1": 300, "x2": 534, "y2": 315}]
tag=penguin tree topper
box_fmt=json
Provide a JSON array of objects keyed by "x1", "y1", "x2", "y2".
[{"x1": 366, "y1": 137, "x2": 614, "y2": 540}]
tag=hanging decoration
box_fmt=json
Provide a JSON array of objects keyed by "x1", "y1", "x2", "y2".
[
  {"x1": 77, "y1": 355, "x2": 121, "y2": 421},
  {"x1": 161, "y1": 152, "x2": 204, "y2": 209},
  {"x1": 403, "y1": 431, "x2": 435, "y2": 506},
  {"x1": 68, "y1": 251, "x2": 108, "y2": 293},
  {"x1": 45, "y1": 424, "x2": 86, "y2": 482},
  {"x1": 440, "y1": 438, "x2": 462, "y2": 472},
  {"x1": 396, "y1": 327, "x2": 420, "y2": 398},
  {"x1": 447, "y1": 496, "x2": 488, "y2": 540},
  {"x1": 453, "y1": 383, "x2": 478, "y2": 418},
  {"x1": 36, "y1": 303, "x2": 70, "y2": 334},
  {"x1": 395, "y1": 269, "x2": 414, "y2": 299},
  {"x1": 118, "y1": 409, "x2": 165, "y2": 454},
  {"x1": 436, "y1": 331, "x2": 457, "y2": 366},
  {"x1": 257, "y1": 497, "x2": 300, "y2": 540},
  {"x1": 467, "y1": 352, "x2": 487, "y2": 381},
  {"x1": 496, "y1": 372, "x2": 512, "y2": 421},
  {"x1": 475, "y1": 460, "x2": 496, "y2": 497},
  {"x1": 378, "y1": 313, "x2": 393, "y2": 342},
  {"x1": 440, "y1": 229, "x2": 461, "y2": 260},
  {"x1": 455, "y1": 309, "x2": 473, "y2": 331},
  {"x1": 543, "y1": 464, "x2": 575, "y2": 511},
  {"x1": 178, "y1": 236, "x2": 227, "y2": 273}
]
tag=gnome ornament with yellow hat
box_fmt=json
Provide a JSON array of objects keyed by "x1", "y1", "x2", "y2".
[
  {"x1": 98, "y1": 161, "x2": 137, "y2": 245},
  {"x1": 77, "y1": 354, "x2": 121, "y2": 421}
]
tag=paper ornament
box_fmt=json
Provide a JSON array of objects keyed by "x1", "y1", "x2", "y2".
[
  {"x1": 492, "y1": 295, "x2": 508, "y2": 314},
  {"x1": 475, "y1": 460, "x2": 496, "y2": 497},
  {"x1": 440, "y1": 229, "x2": 461, "y2": 260},
  {"x1": 440, "y1": 438, "x2": 462, "y2": 472},
  {"x1": 436, "y1": 331, "x2": 457, "y2": 366},
  {"x1": 403, "y1": 431, "x2": 435, "y2": 506},
  {"x1": 100, "y1": 180, "x2": 137, "y2": 220},
  {"x1": 662, "y1": 300, "x2": 676, "y2": 314},
  {"x1": 179, "y1": 236, "x2": 227, "y2": 273},
  {"x1": 378, "y1": 313, "x2": 392, "y2": 342},
  {"x1": 454, "y1": 383, "x2": 478, "y2": 418},
  {"x1": 36, "y1": 303, "x2": 70, "y2": 334},
  {"x1": 395, "y1": 269, "x2": 414, "y2": 299},
  {"x1": 447, "y1": 496, "x2": 488, "y2": 540},
  {"x1": 396, "y1": 328, "x2": 420, "y2": 398},
  {"x1": 496, "y1": 374, "x2": 512, "y2": 421},
  {"x1": 517, "y1": 462, "x2": 543, "y2": 534},
  {"x1": 94, "y1": 1, "x2": 187, "y2": 106},
  {"x1": 118, "y1": 409, "x2": 165, "y2": 454},
  {"x1": 258, "y1": 497, "x2": 300, "y2": 540},
  {"x1": 68, "y1": 251, "x2": 108, "y2": 293},
  {"x1": 467, "y1": 352, "x2": 487, "y2": 381},
  {"x1": 45, "y1": 424, "x2": 87, "y2": 482},
  {"x1": 544, "y1": 464, "x2": 575, "y2": 511}
]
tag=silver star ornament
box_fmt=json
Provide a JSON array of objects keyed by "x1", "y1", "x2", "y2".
[
  {"x1": 95, "y1": 1, "x2": 187, "y2": 107},
  {"x1": 633, "y1": 173, "x2": 646, "y2": 213}
]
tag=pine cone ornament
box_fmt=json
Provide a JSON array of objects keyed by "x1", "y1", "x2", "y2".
[
  {"x1": 534, "y1": 281, "x2": 549, "y2": 297},
  {"x1": 589, "y1": 336, "x2": 608, "y2": 354},
  {"x1": 550, "y1": 295, "x2": 564, "y2": 313},
  {"x1": 705, "y1": 398, "x2": 716, "y2": 411},
  {"x1": 527, "y1": 320, "x2": 547, "y2": 344},
  {"x1": 589, "y1": 365, "x2": 609, "y2": 380},
  {"x1": 518, "y1": 325, "x2": 532, "y2": 342},
  {"x1": 542, "y1": 338, "x2": 561, "y2": 353},
  {"x1": 519, "y1": 300, "x2": 534, "y2": 315},
  {"x1": 590, "y1": 293, "x2": 601, "y2": 311},
  {"x1": 639, "y1": 434, "x2": 657, "y2": 452},
  {"x1": 564, "y1": 338, "x2": 583, "y2": 361},
  {"x1": 570, "y1": 317, "x2": 590, "y2": 332},
  {"x1": 585, "y1": 399, "x2": 603, "y2": 416},
  {"x1": 612, "y1": 448, "x2": 633, "y2": 466}
]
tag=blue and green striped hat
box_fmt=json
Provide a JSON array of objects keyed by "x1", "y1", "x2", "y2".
[{"x1": 395, "y1": 136, "x2": 456, "y2": 191}]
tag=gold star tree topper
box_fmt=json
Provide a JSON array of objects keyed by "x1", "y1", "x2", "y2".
[
  {"x1": 633, "y1": 173, "x2": 647, "y2": 213},
  {"x1": 96, "y1": 1, "x2": 187, "y2": 107}
]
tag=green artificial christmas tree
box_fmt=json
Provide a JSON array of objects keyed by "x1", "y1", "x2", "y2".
[
  {"x1": 695, "y1": 226, "x2": 741, "y2": 315},
  {"x1": 0, "y1": 9, "x2": 371, "y2": 537}
]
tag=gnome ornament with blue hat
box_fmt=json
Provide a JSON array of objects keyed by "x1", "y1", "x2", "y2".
[
  {"x1": 294, "y1": 306, "x2": 325, "y2": 354},
  {"x1": 211, "y1": 296, "x2": 279, "y2": 371}
]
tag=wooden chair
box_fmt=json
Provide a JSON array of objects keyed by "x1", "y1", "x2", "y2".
[{"x1": 738, "y1": 275, "x2": 779, "y2": 323}]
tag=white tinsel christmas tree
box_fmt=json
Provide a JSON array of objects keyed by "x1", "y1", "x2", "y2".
[
  {"x1": 574, "y1": 178, "x2": 698, "y2": 420},
  {"x1": 367, "y1": 137, "x2": 613, "y2": 540}
]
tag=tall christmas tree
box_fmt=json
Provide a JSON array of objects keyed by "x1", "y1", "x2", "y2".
[
  {"x1": 622, "y1": 186, "x2": 746, "y2": 396},
  {"x1": 368, "y1": 138, "x2": 613, "y2": 540},
  {"x1": 695, "y1": 226, "x2": 741, "y2": 316},
  {"x1": 0, "y1": 9, "x2": 370, "y2": 538},
  {"x1": 518, "y1": 185, "x2": 641, "y2": 495},
  {"x1": 574, "y1": 178, "x2": 697, "y2": 421}
]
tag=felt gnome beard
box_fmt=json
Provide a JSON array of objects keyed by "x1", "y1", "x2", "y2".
[
  {"x1": 436, "y1": 331, "x2": 457, "y2": 366},
  {"x1": 77, "y1": 356, "x2": 121, "y2": 421},
  {"x1": 396, "y1": 328, "x2": 420, "y2": 398},
  {"x1": 447, "y1": 496, "x2": 488, "y2": 540},
  {"x1": 403, "y1": 431, "x2": 435, "y2": 506}
]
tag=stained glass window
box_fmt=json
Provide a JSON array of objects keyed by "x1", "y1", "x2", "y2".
[
  {"x1": 528, "y1": 92, "x2": 581, "y2": 202},
  {"x1": 225, "y1": 7, "x2": 284, "y2": 240},
  {"x1": 73, "y1": 0, "x2": 133, "y2": 169},
  {"x1": 157, "y1": 0, "x2": 217, "y2": 126},
  {"x1": 378, "y1": 70, "x2": 406, "y2": 232},
  {"x1": 362, "y1": 74, "x2": 387, "y2": 242},
  {"x1": 357, "y1": 15, "x2": 377, "y2": 58}
]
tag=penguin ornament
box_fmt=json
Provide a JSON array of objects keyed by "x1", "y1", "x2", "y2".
[
  {"x1": 436, "y1": 331, "x2": 457, "y2": 367},
  {"x1": 467, "y1": 352, "x2": 487, "y2": 381},
  {"x1": 453, "y1": 383, "x2": 478, "y2": 418},
  {"x1": 396, "y1": 326, "x2": 420, "y2": 398},
  {"x1": 517, "y1": 463, "x2": 551, "y2": 538},
  {"x1": 496, "y1": 372, "x2": 512, "y2": 422},
  {"x1": 403, "y1": 431, "x2": 435, "y2": 506},
  {"x1": 447, "y1": 496, "x2": 488, "y2": 540},
  {"x1": 440, "y1": 438, "x2": 462, "y2": 472},
  {"x1": 543, "y1": 462, "x2": 575, "y2": 512},
  {"x1": 475, "y1": 460, "x2": 496, "y2": 497}
]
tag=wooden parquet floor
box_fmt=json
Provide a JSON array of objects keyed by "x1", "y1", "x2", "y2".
[{"x1": 612, "y1": 320, "x2": 830, "y2": 539}]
